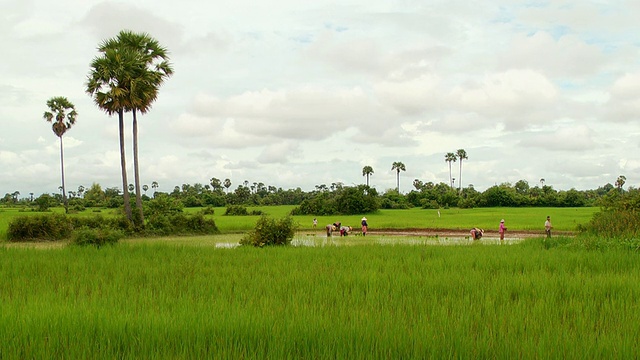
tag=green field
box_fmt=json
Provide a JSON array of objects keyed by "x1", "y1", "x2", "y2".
[
  {"x1": 3, "y1": 205, "x2": 634, "y2": 358},
  {"x1": 0, "y1": 206, "x2": 598, "y2": 240},
  {"x1": 1, "y1": 241, "x2": 638, "y2": 358}
]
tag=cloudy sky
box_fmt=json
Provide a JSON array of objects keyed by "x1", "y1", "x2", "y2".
[{"x1": 1, "y1": 0, "x2": 639, "y2": 197}]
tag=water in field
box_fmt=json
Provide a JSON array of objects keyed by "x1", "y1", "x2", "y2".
[{"x1": 289, "y1": 233, "x2": 525, "y2": 247}]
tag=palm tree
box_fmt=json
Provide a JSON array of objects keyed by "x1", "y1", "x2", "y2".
[
  {"x1": 43, "y1": 96, "x2": 78, "y2": 214},
  {"x1": 540, "y1": 178, "x2": 545, "y2": 187},
  {"x1": 224, "y1": 178, "x2": 232, "y2": 193},
  {"x1": 445, "y1": 152, "x2": 457, "y2": 188},
  {"x1": 391, "y1": 161, "x2": 406, "y2": 192},
  {"x1": 142, "y1": 184, "x2": 149, "y2": 194},
  {"x1": 86, "y1": 46, "x2": 139, "y2": 223},
  {"x1": 615, "y1": 175, "x2": 626, "y2": 193},
  {"x1": 455, "y1": 149, "x2": 468, "y2": 191},
  {"x1": 97, "y1": 30, "x2": 173, "y2": 226},
  {"x1": 362, "y1": 166, "x2": 374, "y2": 186}
]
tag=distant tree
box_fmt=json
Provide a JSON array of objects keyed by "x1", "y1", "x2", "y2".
[
  {"x1": 224, "y1": 178, "x2": 232, "y2": 193},
  {"x1": 514, "y1": 180, "x2": 530, "y2": 195},
  {"x1": 151, "y1": 181, "x2": 159, "y2": 197},
  {"x1": 142, "y1": 184, "x2": 149, "y2": 194},
  {"x1": 129, "y1": 184, "x2": 135, "y2": 193},
  {"x1": 77, "y1": 185, "x2": 85, "y2": 198},
  {"x1": 391, "y1": 161, "x2": 406, "y2": 192},
  {"x1": 210, "y1": 177, "x2": 222, "y2": 192},
  {"x1": 540, "y1": 178, "x2": 545, "y2": 186},
  {"x1": 43, "y1": 96, "x2": 77, "y2": 213},
  {"x1": 413, "y1": 179, "x2": 424, "y2": 191},
  {"x1": 362, "y1": 166, "x2": 374, "y2": 186},
  {"x1": 615, "y1": 175, "x2": 626, "y2": 193},
  {"x1": 445, "y1": 152, "x2": 457, "y2": 188},
  {"x1": 455, "y1": 149, "x2": 468, "y2": 191}
]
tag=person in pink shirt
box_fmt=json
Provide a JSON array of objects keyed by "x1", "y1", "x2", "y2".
[{"x1": 499, "y1": 219, "x2": 507, "y2": 240}]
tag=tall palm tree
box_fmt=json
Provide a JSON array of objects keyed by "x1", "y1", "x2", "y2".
[
  {"x1": 43, "y1": 96, "x2": 77, "y2": 214},
  {"x1": 391, "y1": 161, "x2": 406, "y2": 192},
  {"x1": 224, "y1": 178, "x2": 232, "y2": 193},
  {"x1": 455, "y1": 149, "x2": 468, "y2": 191},
  {"x1": 86, "y1": 46, "x2": 140, "y2": 223},
  {"x1": 98, "y1": 30, "x2": 173, "y2": 226},
  {"x1": 362, "y1": 166, "x2": 374, "y2": 186},
  {"x1": 445, "y1": 152, "x2": 457, "y2": 188},
  {"x1": 540, "y1": 178, "x2": 545, "y2": 187}
]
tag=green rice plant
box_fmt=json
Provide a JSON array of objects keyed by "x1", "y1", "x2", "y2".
[
  {"x1": 71, "y1": 227, "x2": 123, "y2": 247},
  {"x1": 1, "y1": 243, "x2": 640, "y2": 358}
]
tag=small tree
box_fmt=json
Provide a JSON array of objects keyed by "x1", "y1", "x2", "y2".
[{"x1": 240, "y1": 216, "x2": 297, "y2": 247}]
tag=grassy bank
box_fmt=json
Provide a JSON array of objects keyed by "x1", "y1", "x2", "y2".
[{"x1": 1, "y1": 241, "x2": 638, "y2": 358}]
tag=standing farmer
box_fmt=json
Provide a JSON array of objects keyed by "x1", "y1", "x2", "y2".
[
  {"x1": 545, "y1": 216, "x2": 552, "y2": 238},
  {"x1": 499, "y1": 219, "x2": 507, "y2": 241},
  {"x1": 361, "y1": 217, "x2": 368, "y2": 236}
]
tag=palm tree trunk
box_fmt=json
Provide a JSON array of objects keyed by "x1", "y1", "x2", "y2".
[
  {"x1": 397, "y1": 170, "x2": 400, "y2": 192},
  {"x1": 119, "y1": 109, "x2": 133, "y2": 223},
  {"x1": 448, "y1": 162, "x2": 452, "y2": 188},
  {"x1": 132, "y1": 109, "x2": 144, "y2": 226},
  {"x1": 59, "y1": 136, "x2": 68, "y2": 214},
  {"x1": 459, "y1": 161, "x2": 463, "y2": 191}
]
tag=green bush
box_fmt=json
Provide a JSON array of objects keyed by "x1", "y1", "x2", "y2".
[
  {"x1": 201, "y1": 206, "x2": 215, "y2": 215},
  {"x1": 7, "y1": 214, "x2": 73, "y2": 241},
  {"x1": 71, "y1": 227, "x2": 123, "y2": 247},
  {"x1": 225, "y1": 205, "x2": 248, "y2": 216},
  {"x1": 240, "y1": 215, "x2": 297, "y2": 247},
  {"x1": 146, "y1": 213, "x2": 219, "y2": 236}
]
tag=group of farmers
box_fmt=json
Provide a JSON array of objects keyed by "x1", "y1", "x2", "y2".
[
  {"x1": 317, "y1": 215, "x2": 554, "y2": 240},
  {"x1": 470, "y1": 215, "x2": 553, "y2": 240},
  {"x1": 324, "y1": 217, "x2": 368, "y2": 237}
]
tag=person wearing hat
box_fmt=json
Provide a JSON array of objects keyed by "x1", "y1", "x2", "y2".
[
  {"x1": 499, "y1": 219, "x2": 507, "y2": 241},
  {"x1": 361, "y1": 217, "x2": 368, "y2": 236},
  {"x1": 545, "y1": 216, "x2": 552, "y2": 238}
]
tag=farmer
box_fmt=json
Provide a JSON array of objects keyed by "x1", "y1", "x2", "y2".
[
  {"x1": 313, "y1": 218, "x2": 317, "y2": 228},
  {"x1": 325, "y1": 224, "x2": 335, "y2": 237},
  {"x1": 545, "y1": 216, "x2": 552, "y2": 238},
  {"x1": 499, "y1": 219, "x2": 507, "y2": 240},
  {"x1": 361, "y1": 217, "x2": 368, "y2": 236},
  {"x1": 340, "y1": 226, "x2": 352, "y2": 236},
  {"x1": 470, "y1": 227, "x2": 484, "y2": 240}
]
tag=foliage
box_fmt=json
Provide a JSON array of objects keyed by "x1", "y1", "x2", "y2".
[
  {"x1": 33, "y1": 193, "x2": 57, "y2": 212},
  {"x1": 146, "y1": 212, "x2": 219, "y2": 236},
  {"x1": 71, "y1": 227, "x2": 123, "y2": 247},
  {"x1": 240, "y1": 215, "x2": 297, "y2": 247},
  {"x1": 291, "y1": 185, "x2": 379, "y2": 215},
  {"x1": 224, "y1": 205, "x2": 263, "y2": 216},
  {"x1": 7, "y1": 214, "x2": 73, "y2": 241}
]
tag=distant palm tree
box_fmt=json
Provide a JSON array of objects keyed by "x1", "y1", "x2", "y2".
[
  {"x1": 540, "y1": 178, "x2": 545, "y2": 187},
  {"x1": 362, "y1": 166, "x2": 374, "y2": 186},
  {"x1": 151, "y1": 181, "x2": 158, "y2": 197},
  {"x1": 615, "y1": 175, "x2": 626, "y2": 193},
  {"x1": 142, "y1": 184, "x2": 149, "y2": 194},
  {"x1": 391, "y1": 161, "x2": 406, "y2": 192},
  {"x1": 224, "y1": 178, "x2": 232, "y2": 193},
  {"x1": 43, "y1": 96, "x2": 78, "y2": 213},
  {"x1": 445, "y1": 152, "x2": 457, "y2": 188},
  {"x1": 455, "y1": 149, "x2": 468, "y2": 191}
]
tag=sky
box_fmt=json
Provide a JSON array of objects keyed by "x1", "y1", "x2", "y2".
[{"x1": 1, "y1": 0, "x2": 639, "y2": 197}]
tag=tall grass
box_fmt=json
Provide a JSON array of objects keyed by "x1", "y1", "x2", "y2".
[{"x1": 1, "y1": 242, "x2": 639, "y2": 358}]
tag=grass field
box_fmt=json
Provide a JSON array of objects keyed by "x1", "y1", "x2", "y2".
[
  {"x1": 1, "y1": 241, "x2": 638, "y2": 358},
  {"x1": 1, "y1": 206, "x2": 598, "y2": 241}
]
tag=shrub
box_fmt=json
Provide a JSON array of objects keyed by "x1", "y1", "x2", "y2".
[
  {"x1": 240, "y1": 215, "x2": 297, "y2": 247},
  {"x1": 201, "y1": 206, "x2": 215, "y2": 215},
  {"x1": 146, "y1": 213, "x2": 219, "y2": 236},
  {"x1": 225, "y1": 205, "x2": 248, "y2": 216},
  {"x1": 71, "y1": 227, "x2": 123, "y2": 247},
  {"x1": 7, "y1": 214, "x2": 73, "y2": 241}
]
